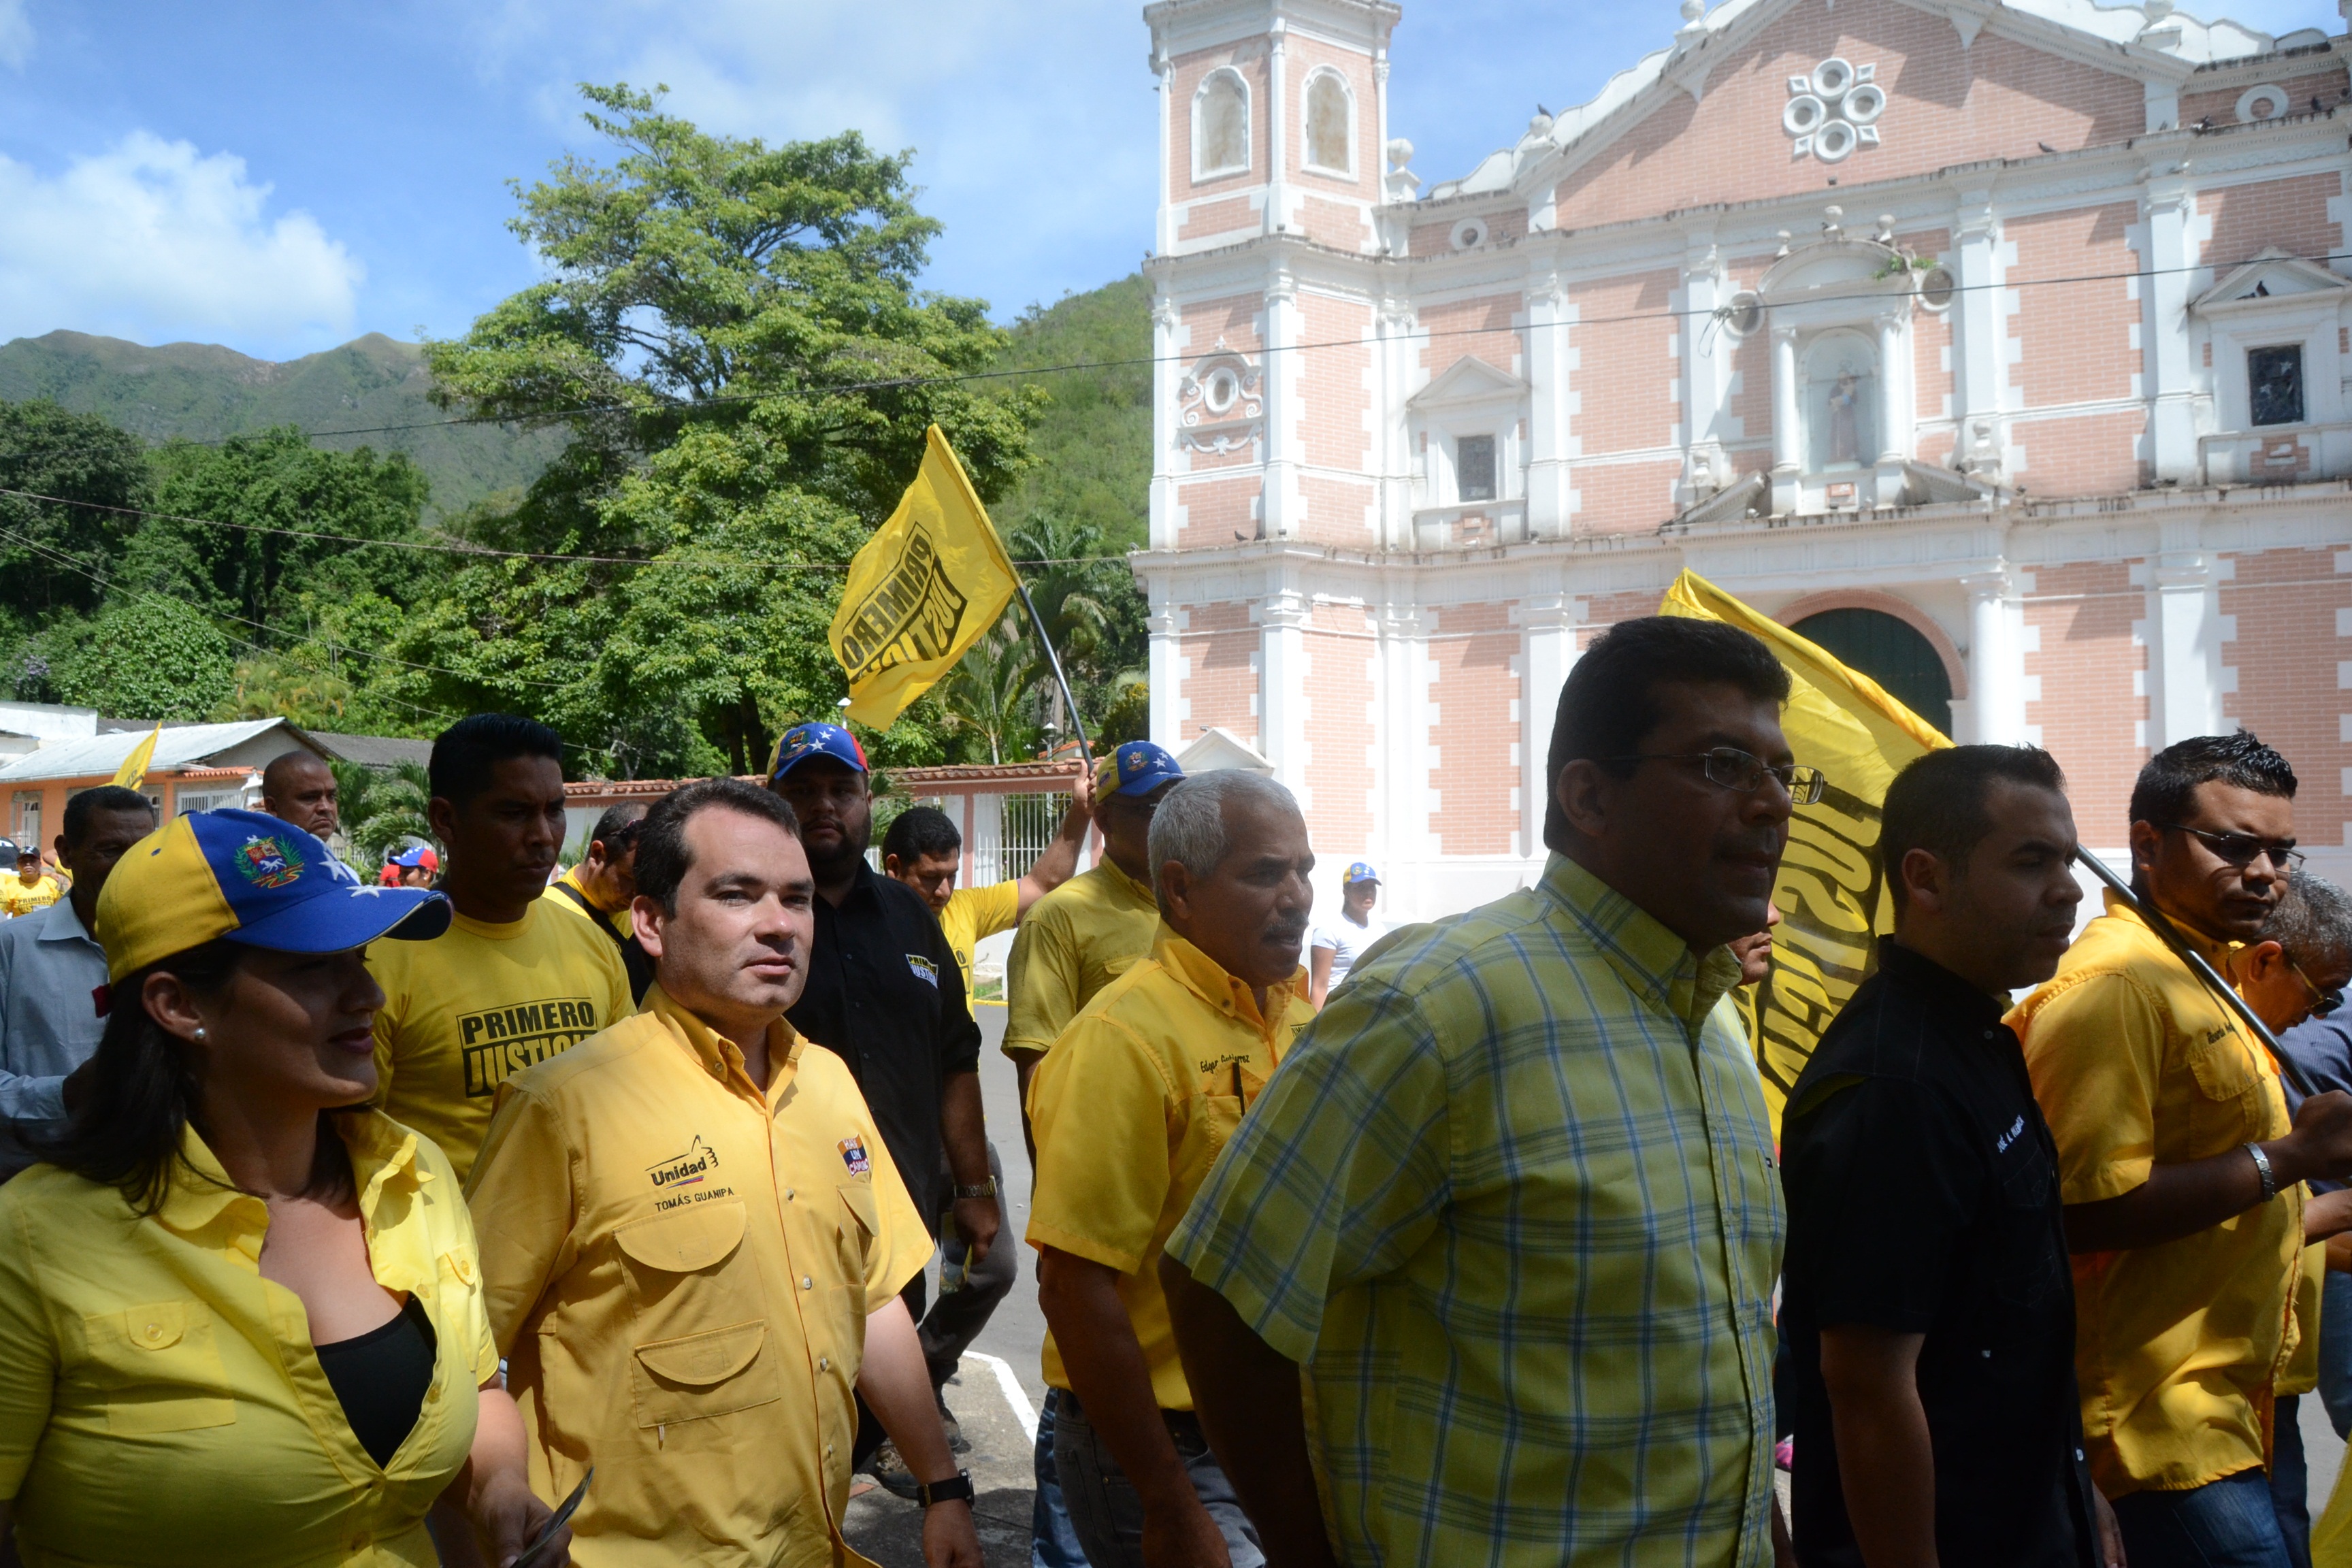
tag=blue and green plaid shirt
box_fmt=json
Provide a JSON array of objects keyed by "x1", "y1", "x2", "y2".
[{"x1": 1168, "y1": 853, "x2": 1786, "y2": 1566}]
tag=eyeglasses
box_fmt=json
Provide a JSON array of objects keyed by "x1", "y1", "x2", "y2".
[
  {"x1": 2157, "y1": 822, "x2": 2306, "y2": 873},
  {"x1": 1602, "y1": 747, "x2": 1829, "y2": 806},
  {"x1": 2291, "y1": 957, "x2": 2345, "y2": 1019}
]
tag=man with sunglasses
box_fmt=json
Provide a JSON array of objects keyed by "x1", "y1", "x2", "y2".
[
  {"x1": 2014, "y1": 732, "x2": 2352, "y2": 1568},
  {"x1": 1162, "y1": 617, "x2": 1800, "y2": 1567}
]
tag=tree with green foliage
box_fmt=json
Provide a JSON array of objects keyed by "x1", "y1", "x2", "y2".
[
  {"x1": 48, "y1": 595, "x2": 235, "y2": 719},
  {"x1": 0, "y1": 399, "x2": 150, "y2": 623},
  {"x1": 408, "y1": 84, "x2": 1038, "y2": 777},
  {"x1": 332, "y1": 758, "x2": 434, "y2": 866}
]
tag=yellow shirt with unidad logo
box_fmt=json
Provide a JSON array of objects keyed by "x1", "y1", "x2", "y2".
[
  {"x1": 0, "y1": 1111, "x2": 500, "y2": 1567},
  {"x1": 936, "y1": 880, "x2": 1019, "y2": 1000},
  {"x1": 0, "y1": 874, "x2": 61, "y2": 920},
  {"x1": 464, "y1": 985, "x2": 933, "y2": 1567},
  {"x1": 370, "y1": 898, "x2": 633, "y2": 1185},
  {"x1": 1026, "y1": 929, "x2": 1311, "y2": 1411},
  {"x1": 1004, "y1": 858, "x2": 1160, "y2": 1058},
  {"x1": 2010, "y1": 892, "x2": 2308, "y2": 1498}
]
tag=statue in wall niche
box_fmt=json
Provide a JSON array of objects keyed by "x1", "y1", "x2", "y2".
[{"x1": 1828, "y1": 373, "x2": 1861, "y2": 465}]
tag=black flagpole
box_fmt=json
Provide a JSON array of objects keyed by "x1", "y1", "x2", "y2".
[
  {"x1": 1014, "y1": 580, "x2": 1093, "y2": 768},
  {"x1": 2074, "y1": 847, "x2": 2316, "y2": 1100}
]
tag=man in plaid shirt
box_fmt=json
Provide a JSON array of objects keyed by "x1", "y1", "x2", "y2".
[{"x1": 1164, "y1": 616, "x2": 1802, "y2": 1567}]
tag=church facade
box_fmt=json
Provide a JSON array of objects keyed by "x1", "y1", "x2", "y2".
[{"x1": 1137, "y1": 0, "x2": 2352, "y2": 916}]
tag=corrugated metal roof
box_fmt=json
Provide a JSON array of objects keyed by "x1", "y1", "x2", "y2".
[
  {"x1": 309, "y1": 732, "x2": 433, "y2": 770},
  {"x1": 0, "y1": 719, "x2": 299, "y2": 783}
]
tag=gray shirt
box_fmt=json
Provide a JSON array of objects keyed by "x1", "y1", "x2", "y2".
[{"x1": 0, "y1": 898, "x2": 107, "y2": 1177}]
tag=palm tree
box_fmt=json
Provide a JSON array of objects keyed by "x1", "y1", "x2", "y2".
[
  {"x1": 332, "y1": 759, "x2": 435, "y2": 868},
  {"x1": 940, "y1": 614, "x2": 1036, "y2": 766}
]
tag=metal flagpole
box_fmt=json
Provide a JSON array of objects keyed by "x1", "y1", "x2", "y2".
[
  {"x1": 1013, "y1": 580, "x2": 1093, "y2": 767},
  {"x1": 2073, "y1": 847, "x2": 2317, "y2": 1101}
]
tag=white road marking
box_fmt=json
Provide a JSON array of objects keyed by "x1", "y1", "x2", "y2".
[{"x1": 961, "y1": 1350, "x2": 1038, "y2": 1441}]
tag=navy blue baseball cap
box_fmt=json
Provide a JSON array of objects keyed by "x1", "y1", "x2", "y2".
[
  {"x1": 1095, "y1": 740, "x2": 1185, "y2": 798},
  {"x1": 770, "y1": 721, "x2": 869, "y2": 781}
]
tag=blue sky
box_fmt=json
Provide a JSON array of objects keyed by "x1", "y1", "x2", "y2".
[{"x1": 0, "y1": 0, "x2": 2339, "y2": 361}]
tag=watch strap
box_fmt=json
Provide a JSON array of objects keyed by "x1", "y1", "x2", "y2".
[
  {"x1": 917, "y1": 1469, "x2": 975, "y2": 1507},
  {"x1": 953, "y1": 1177, "x2": 998, "y2": 1200}
]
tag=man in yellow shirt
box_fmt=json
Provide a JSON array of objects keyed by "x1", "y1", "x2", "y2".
[
  {"x1": 999, "y1": 739, "x2": 1182, "y2": 1564},
  {"x1": 2014, "y1": 731, "x2": 2352, "y2": 1558},
  {"x1": 881, "y1": 761, "x2": 1094, "y2": 998},
  {"x1": 466, "y1": 777, "x2": 981, "y2": 1567},
  {"x1": 370, "y1": 715, "x2": 634, "y2": 1183},
  {"x1": 1030, "y1": 770, "x2": 1314, "y2": 1567},
  {"x1": 551, "y1": 800, "x2": 653, "y2": 1002},
  {"x1": 0, "y1": 849, "x2": 60, "y2": 921}
]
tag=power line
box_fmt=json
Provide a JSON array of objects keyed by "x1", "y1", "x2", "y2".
[
  {"x1": 0, "y1": 488, "x2": 1137, "y2": 571},
  {"x1": 156, "y1": 247, "x2": 2352, "y2": 448}
]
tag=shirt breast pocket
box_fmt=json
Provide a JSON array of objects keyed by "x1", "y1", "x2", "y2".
[
  {"x1": 2185, "y1": 1031, "x2": 2268, "y2": 1147},
  {"x1": 79, "y1": 1300, "x2": 238, "y2": 1435},
  {"x1": 613, "y1": 1200, "x2": 780, "y2": 1428},
  {"x1": 1993, "y1": 1152, "x2": 2065, "y2": 1311},
  {"x1": 835, "y1": 1179, "x2": 881, "y2": 1297}
]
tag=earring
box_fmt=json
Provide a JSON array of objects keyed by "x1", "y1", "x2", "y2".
[{"x1": 191, "y1": 1028, "x2": 207, "y2": 1043}]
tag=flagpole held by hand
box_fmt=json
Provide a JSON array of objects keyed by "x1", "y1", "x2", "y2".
[
  {"x1": 2073, "y1": 847, "x2": 2317, "y2": 1100},
  {"x1": 1013, "y1": 580, "x2": 1093, "y2": 768}
]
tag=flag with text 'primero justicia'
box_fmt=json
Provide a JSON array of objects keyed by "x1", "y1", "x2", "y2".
[
  {"x1": 829, "y1": 425, "x2": 1019, "y2": 731},
  {"x1": 1660, "y1": 570, "x2": 1953, "y2": 1137}
]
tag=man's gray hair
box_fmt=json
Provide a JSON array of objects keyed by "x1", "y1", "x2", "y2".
[
  {"x1": 1146, "y1": 771, "x2": 1300, "y2": 917},
  {"x1": 2261, "y1": 875, "x2": 2352, "y2": 976}
]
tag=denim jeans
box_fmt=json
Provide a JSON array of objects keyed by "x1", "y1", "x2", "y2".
[
  {"x1": 2112, "y1": 1469, "x2": 2298, "y2": 1568},
  {"x1": 2272, "y1": 1396, "x2": 2315, "y2": 1568},
  {"x1": 918, "y1": 1143, "x2": 1017, "y2": 1388},
  {"x1": 1053, "y1": 1390, "x2": 1265, "y2": 1568},
  {"x1": 1030, "y1": 1389, "x2": 1090, "y2": 1568}
]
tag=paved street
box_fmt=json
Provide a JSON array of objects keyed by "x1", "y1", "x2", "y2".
[{"x1": 845, "y1": 1003, "x2": 1050, "y2": 1566}]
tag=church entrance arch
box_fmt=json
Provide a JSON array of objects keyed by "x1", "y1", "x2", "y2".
[{"x1": 1792, "y1": 607, "x2": 1953, "y2": 736}]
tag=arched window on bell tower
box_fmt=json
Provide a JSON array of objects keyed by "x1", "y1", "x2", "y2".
[
  {"x1": 1302, "y1": 67, "x2": 1354, "y2": 178},
  {"x1": 1195, "y1": 69, "x2": 1252, "y2": 182}
]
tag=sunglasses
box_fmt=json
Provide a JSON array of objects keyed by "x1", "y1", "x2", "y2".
[
  {"x1": 1601, "y1": 746, "x2": 1830, "y2": 806},
  {"x1": 2158, "y1": 821, "x2": 2306, "y2": 874},
  {"x1": 2291, "y1": 957, "x2": 2345, "y2": 1020}
]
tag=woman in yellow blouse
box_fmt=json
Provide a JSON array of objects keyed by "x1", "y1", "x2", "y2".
[{"x1": 0, "y1": 808, "x2": 571, "y2": 1567}]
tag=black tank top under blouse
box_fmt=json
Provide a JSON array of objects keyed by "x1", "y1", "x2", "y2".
[{"x1": 313, "y1": 1294, "x2": 437, "y2": 1468}]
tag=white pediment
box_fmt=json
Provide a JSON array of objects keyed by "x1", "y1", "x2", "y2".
[
  {"x1": 1408, "y1": 355, "x2": 1529, "y2": 411},
  {"x1": 1174, "y1": 726, "x2": 1275, "y2": 777},
  {"x1": 2192, "y1": 249, "x2": 2352, "y2": 316}
]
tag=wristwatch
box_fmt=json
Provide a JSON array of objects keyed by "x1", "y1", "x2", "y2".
[
  {"x1": 953, "y1": 1177, "x2": 998, "y2": 1200},
  {"x1": 917, "y1": 1469, "x2": 975, "y2": 1508}
]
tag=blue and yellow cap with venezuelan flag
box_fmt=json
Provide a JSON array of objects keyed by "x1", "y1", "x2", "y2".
[
  {"x1": 1094, "y1": 740, "x2": 1185, "y2": 799},
  {"x1": 1342, "y1": 861, "x2": 1380, "y2": 886},
  {"x1": 97, "y1": 809, "x2": 451, "y2": 983},
  {"x1": 770, "y1": 722, "x2": 869, "y2": 782}
]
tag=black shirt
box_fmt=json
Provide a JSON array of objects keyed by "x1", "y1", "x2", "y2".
[
  {"x1": 1780, "y1": 938, "x2": 2099, "y2": 1568},
  {"x1": 785, "y1": 860, "x2": 981, "y2": 1218}
]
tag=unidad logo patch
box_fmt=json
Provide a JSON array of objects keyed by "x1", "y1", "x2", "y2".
[
  {"x1": 838, "y1": 1136, "x2": 871, "y2": 1176},
  {"x1": 646, "y1": 1135, "x2": 722, "y2": 1190}
]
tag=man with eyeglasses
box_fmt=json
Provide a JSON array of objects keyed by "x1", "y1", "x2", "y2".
[
  {"x1": 1162, "y1": 617, "x2": 1800, "y2": 1567},
  {"x1": 2234, "y1": 875, "x2": 2352, "y2": 1558},
  {"x1": 2013, "y1": 732, "x2": 2352, "y2": 1568}
]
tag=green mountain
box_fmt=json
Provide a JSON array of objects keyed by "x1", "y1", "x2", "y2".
[
  {"x1": 0, "y1": 330, "x2": 561, "y2": 516},
  {"x1": 990, "y1": 272, "x2": 1153, "y2": 548}
]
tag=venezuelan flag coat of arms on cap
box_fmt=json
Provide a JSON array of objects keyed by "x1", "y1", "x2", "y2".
[{"x1": 237, "y1": 833, "x2": 306, "y2": 889}]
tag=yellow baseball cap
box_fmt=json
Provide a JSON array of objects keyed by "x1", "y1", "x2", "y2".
[{"x1": 97, "y1": 809, "x2": 451, "y2": 984}]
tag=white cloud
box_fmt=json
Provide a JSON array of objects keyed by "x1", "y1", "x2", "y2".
[
  {"x1": 0, "y1": 132, "x2": 361, "y2": 354},
  {"x1": 0, "y1": 0, "x2": 30, "y2": 71}
]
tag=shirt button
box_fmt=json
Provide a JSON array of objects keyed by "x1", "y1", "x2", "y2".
[
  {"x1": 1981, "y1": 1349, "x2": 1993, "y2": 1359},
  {"x1": 140, "y1": 1322, "x2": 163, "y2": 1343},
  {"x1": 802, "y1": 1276, "x2": 815, "y2": 1290},
  {"x1": 826, "y1": 1443, "x2": 835, "y2": 1458},
  {"x1": 786, "y1": 1189, "x2": 796, "y2": 1201},
  {"x1": 819, "y1": 1356, "x2": 831, "y2": 1371}
]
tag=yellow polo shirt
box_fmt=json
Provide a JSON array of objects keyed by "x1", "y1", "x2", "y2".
[
  {"x1": 552, "y1": 864, "x2": 632, "y2": 941},
  {"x1": 370, "y1": 897, "x2": 634, "y2": 1185},
  {"x1": 0, "y1": 1111, "x2": 500, "y2": 1567},
  {"x1": 1026, "y1": 929, "x2": 1310, "y2": 1411},
  {"x1": 465, "y1": 985, "x2": 933, "y2": 1567},
  {"x1": 2011, "y1": 894, "x2": 2308, "y2": 1498},
  {"x1": 1004, "y1": 859, "x2": 1160, "y2": 1058},
  {"x1": 936, "y1": 880, "x2": 1019, "y2": 1000}
]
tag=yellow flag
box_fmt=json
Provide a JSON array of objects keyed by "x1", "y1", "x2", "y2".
[
  {"x1": 110, "y1": 722, "x2": 162, "y2": 791},
  {"x1": 829, "y1": 426, "x2": 1020, "y2": 730},
  {"x1": 1659, "y1": 570, "x2": 1953, "y2": 1132}
]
